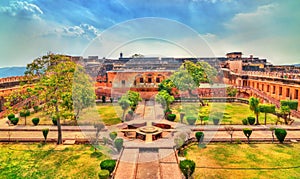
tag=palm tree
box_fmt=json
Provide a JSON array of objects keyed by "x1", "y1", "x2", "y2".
[
  {"x1": 118, "y1": 96, "x2": 131, "y2": 122},
  {"x1": 249, "y1": 97, "x2": 260, "y2": 125}
]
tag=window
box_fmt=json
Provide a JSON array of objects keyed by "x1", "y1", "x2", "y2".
[
  {"x1": 286, "y1": 88, "x2": 290, "y2": 97},
  {"x1": 121, "y1": 80, "x2": 125, "y2": 86},
  {"x1": 261, "y1": 84, "x2": 264, "y2": 91},
  {"x1": 272, "y1": 86, "x2": 275, "y2": 94},
  {"x1": 267, "y1": 85, "x2": 270, "y2": 92},
  {"x1": 279, "y1": 87, "x2": 282, "y2": 95},
  {"x1": 156, "y1": 77, "x2": 160, "y2": 83},
  {"x1": 140, "y1": 78, "x2": 144, "y2": 83},
  {"x1": 148, "y1": 78, "x2": 152, "y2": 83},
  {"x1": 295, "y1": 89, "x2": 299, "y2": 99}
]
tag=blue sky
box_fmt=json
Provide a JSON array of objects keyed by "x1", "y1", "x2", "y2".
[{"x1": 0, "y1": 0, "x2": 299, "y2": 67}]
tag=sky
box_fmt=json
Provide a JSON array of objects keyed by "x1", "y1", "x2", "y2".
[{"x1": 0, "y1": 0, "x2": 299, "y2": 67}]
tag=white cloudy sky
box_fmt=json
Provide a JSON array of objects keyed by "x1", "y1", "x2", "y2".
[{"x1": 0, "y1": 0, "x2": 299, "y2": 67}]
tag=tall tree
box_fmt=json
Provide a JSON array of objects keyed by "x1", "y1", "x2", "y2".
[
  {"x1": 126, "y1": 90, "x2": 142, "y2": 111},
  {"x1": 249, "y1": 97, "x2": 260, "y2": 125},
  {"x1": 155, "y1": 90, "x2": 175, "y2": 110},
  {"x1": 27, "y1": 54, "x2": 76, "y2": 144},
  {"x1": 158, "y1": 79, "x2": 175, "y2": 94},
  {"x1": 72, "y1": 65, "x2": 96, "y2": 120},
  {"x1": 118, "y1": 95, "x2": 131, "y2": 122},
  {"x1": 259, "y1": 104, "x2": 275, "y2": 125}
]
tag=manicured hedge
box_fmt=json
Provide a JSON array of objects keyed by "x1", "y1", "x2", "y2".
[
  {"x1": 275, "y1": 128, "x2": 287, "y2": 143},
  {"x1": 195, "y1": 132, "x2": 204, "y2": 143},
  {"x1": 114, "y1": 138, "x2": 123, "y2": 152},
  {"x1": 280, "y1": 100, "x2": 298, "y2": 110},
  {"x1": 100, "y1": 160, "x2": 116, "y2": 174},
  {"x1": 186, "y1": 116, "x2": 197, "y2": 125},
  {"x1": 32, "y1": 118, "x2": 40, "y2": 126},
  {"x1": 7, "y1": 114, "x2": 15, "y2": 120},
  {"x1": 11, "y1": 118, "x2": 19, "y2": 125},
  {"x1": 109, "y1": 132, "x2": 117, "y2": 141},
  {"x1": 98, "y1": 170, "x2": 110, "y2": 179},
  {"x1": 179, "y1": 159, "x2": 196, "y2": 178},
  {"x1": 167, "y1": 114, "x2": 176, "y2": 121},
  {"x1": 247, "y1": 117, "x2": 255, "y2": 125}
]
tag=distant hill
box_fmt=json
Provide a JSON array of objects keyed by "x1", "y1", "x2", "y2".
[{"x1": 0, "y1": 67, "x2": 26, "y2": 78}]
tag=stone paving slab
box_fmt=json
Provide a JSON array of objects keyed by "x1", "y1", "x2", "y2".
[{"x1": 160, "y1": 163, "x2": 182, "y2": 179}]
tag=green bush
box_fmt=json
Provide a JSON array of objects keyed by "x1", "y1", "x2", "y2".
[
  {"x1": 280, "y1": 100, "x2": 298, "y2": 110},
  {"x1": 167, "y1": 114, "x2": 176, "y2": 121},
  {"x1": 186, "y1": 116, "x2": 197, "y2": 125},
  {"x1": 275, "y1": 128, "x2": 287, "y2": 143},
  {"x1": 42, "y1": 128, "x2": 49, "y2": 142},
  {"x1": 98, "y1": 170, "x2": 110, "y2": 179},
  {"x1": 102, "y1": 96, "x2": 106, "y2": 103},
  {"x1": 242, "y1": 118, "x2": 248, "y2": 125},
  {"x1": 179, "y1": 159, "x2": 196, "y2": 179},
  {"x1": 212, "y1": 118, "x2": 220, "y2": 125},
  {"x1": 7, "y1": 114, "x2": 15, "y2": 120},
  {"x1": 247, "y1": 117, "x2": 255, "y2": 125},
  {"x1": 114, "y1": 138, "x2": 123, "y2": 152},
  {"x1": 10, "y1": 118, "x2": 19, "y2": 125},
  {"x1": 100, "y1": 160, "x2": 116, "y2": 174},
  {"x1": 128, "y1": 110, "x2": 134, "y2": 115},
  {"x1": 195, "y1": 132, "x2": 204, "y2": 143},
  {"x1": 32, "y1": 118, "x2": 40, "y2": 126},
  {"x1": 109, "y1": 131, "x2": 117, "y2": 141},
  {"x1": 110, "y1": 97, "x2": 114, "y2": 103},
  {"x1": 243, "y1": 128, "x2": 252, "y2": 144}
]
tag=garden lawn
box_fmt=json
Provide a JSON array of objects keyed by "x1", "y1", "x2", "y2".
[
  {"x1": 171, "y1": 102, "x2": 279, "y2": 125},
  {"x1": 96, "y1": 104, "x2": 122, "y2": 126},
  {"x1": 0, "y1": 144, "x2": 110, "y2": 179},
  {"x1": 185, "y1": 143, "x2": 300, "y2": 179}
]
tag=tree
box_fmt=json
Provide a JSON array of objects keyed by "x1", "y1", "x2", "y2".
[
  {"x1": 280, "y1": 106, "x2": 290, "y2": 124},
  {"x1": 259, "y1": 104, "x2": 275, "y2": 125},
  {"x1": 179, "y1": 159, "x2": 196, "y2": 179},
  {"x1": 243, "y1": 128, "x2": 252, "y2": 144},
  {"x1": 280, "y1": 100, "x2": 298, "y2": 122},
  {"x1": 249, "y1": 97, "x2": 260, "y2": 125},
  {"x1": 27, "y1": 55, "x2": 76, "y2": 144},
  {"x1": 118, "y1": 95, "x2": 131, "y2": 122},
  {"x1": 226, "y1": 86, "x2": 237, "y2": 97},
  {"x1": 20, "y1": 109, "x2": 30, "y2": 125},
  {"x1": 275, "y1": 128, "x2": 287, "y2": 143},
  {"x1": 158, "y1": 79, "x2": 175, "y2": 94},
  {"x1": 42, "y1": 128, "x2": 49, "y2": 143},
  {"x1": 126, "y1": 90, "x2": 142, "y2": 111},
  {"x1": 155, "y1": 90, "x2": 174, "y2": 110},
  {"x1": 72, "y1": 65, "x2": 95, "y2": 120},
  {"x1": 224, "y1": 126, "x2": 234, "y2": 143}
]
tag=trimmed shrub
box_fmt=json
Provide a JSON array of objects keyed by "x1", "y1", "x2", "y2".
[
  {"x1": 167, "y1": 114, "x2": 176, "y2": 121},
  {"x1": 128, "y1": 110, "x2": 134, "y2": 115},
  {"x1": 32, "y1": 118, "x2": 40, "y2": 126},
  {"x1": 212, "y1": 118, "x2": 220, "y2": 125},
  {"x1": 100, "y1": 160, "x2": 116, "y2": 174},
  {"x1": 195, "y1": 132, "x2": 204, "y2": 143},
  {"x1": 186, "y1": 116, "x2": 197, "y2": 125},
  {"x1": 98, "y1": 170, "x2": 110, "y2": 179},
  {"x1": 10, "y1": 118, "x2": 19, "y2": 125},
  {"x1": 110, "y1": 97, "x2": 114, "y2": 103},
  {"x1": 275, "y1": 128, "x2": 287, "y2": 143},
  {"x1": 109, "y1": 131, "x2": 117, "y2": 141},
  {"x1": 114, "y1": 138, "x2": 123, "y2": 153},
  {"x1": 42, "y1": 128, "x2": 49, "y2": 142},
  {"x1": 179, "y1": 159, "x2": 196, "y2": 179},
  {"x1": 243, "y1": 128, "x2": 252, "y2": 144},
  {"x1": 247, "y1": 117, "x2": 255, "y2": 125},
  {"x1": 102, "y1": 96, "x2": 106, "y2": 103},
  {"x1": 242, "y1": 118, "x2": 248, "y2": 125},
  {"x1": 7, "y1": 114, "x2": 15, "y2": 121}
]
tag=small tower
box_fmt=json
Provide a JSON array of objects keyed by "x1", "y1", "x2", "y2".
[{"x1": 120, "y1": 52, "x2": 123, "y2": 59}]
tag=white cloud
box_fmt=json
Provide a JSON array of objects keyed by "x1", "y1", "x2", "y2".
[
  {"x1": 61, "y1": 24, "x2": 100, "y2": 41},
  {"x1": 0, "y1": 1, "x2": 43, "y2": 19}
]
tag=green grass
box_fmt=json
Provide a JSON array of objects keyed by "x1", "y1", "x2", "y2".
[
  {"x1": 0, "y1": 143, "x2": 110, "y2": 179},
  {"x1": 96, "y1": 104, "x2": 122, "y2": 126},
  {"x1": 185, "y1": 143, "x2": 300, "y2": 179},
  {"x1": 171, "y1": 102, "x2": 279, "y2": 125}
]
